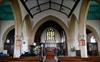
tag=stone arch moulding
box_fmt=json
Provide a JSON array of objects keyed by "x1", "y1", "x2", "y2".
[
  {"x1": 31, "y1": 15, "x2": 68, "y2": 45},
  {"x1": 2, "y1": 25, "x2": 15, "y2": 47},
  {"x1": 22, "y1": 14, "x2": 33, "y2": 45},
  {"x1": 32, "y1": 10, "x2": 70, "y2": 27},
  {"x1": 86, "y1": 25, "x2": 100, "y2": 43},
  {"x1": 69, "y1": 14, "x2": 78, "y2": 26}
]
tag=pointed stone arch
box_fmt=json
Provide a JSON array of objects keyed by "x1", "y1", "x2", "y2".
[
  {"x1": 86, "y1": 25, "x2": 100, "y2": 56},
  {"x1": 86, "y1": 25, "x2": 99, "y2": 43},
  {"x1": 32, "y1": 15, "x2": 68, "y2": 44},
  {"x1": 32, "y1": 15, "x2": 68, "y2": 56},
  {"x1": 2, "y1": 25, "x2": 15, "y2": 44}
]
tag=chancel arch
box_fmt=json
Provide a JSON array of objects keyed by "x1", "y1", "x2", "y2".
[
  {"x1": 32, "y1": 15, "x2": 69, "y2": 44},
  {"x1": 34, "y1": 20, "x2": 67, "y2": 56},
  {"x1": 32, "y1": 16, "x2": 68, "y2": 56}
]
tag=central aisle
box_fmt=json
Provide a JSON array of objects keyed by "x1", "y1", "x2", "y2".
[{"x1": 44, "y1": 48, "x2": 58, "y2": 62}]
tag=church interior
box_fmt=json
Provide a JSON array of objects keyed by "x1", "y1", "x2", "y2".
[{"x1": 0, "y1": 0, "x2": 100, "y2": 62}]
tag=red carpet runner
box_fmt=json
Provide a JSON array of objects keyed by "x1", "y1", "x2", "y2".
[{"x1": 45, "y1": 48, "x2": 57, "y2": 62}]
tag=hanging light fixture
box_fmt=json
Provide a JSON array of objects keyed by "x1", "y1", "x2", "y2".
[
  {"x1": 33, "y1": 43, "x2": 36, "y2": 46},
  {"x1": 6, "y1": 39, "x2": 10, "y2": 43}
]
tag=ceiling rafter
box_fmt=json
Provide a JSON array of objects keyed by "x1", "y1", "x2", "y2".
[
  {"x1": 59, "y1": 0, "x2": 64, "y2": 11},
  {"x1": 20, "y1": 0, "x2": 33, "y2": 18},
  {"x1": 49, "y1": 0, "x2": 51, "y2": 9},
  {"x1": 37, "y1": 0, "x2": 41, "y2": 12},
  {"x1": 68, "y1": 0, "x2": 80, "y2": 18},
  {"x1": 20, "y1": 0, "x2": 80, "y2": 18}
]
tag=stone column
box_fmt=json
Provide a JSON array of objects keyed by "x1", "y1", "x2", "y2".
[
  {"x1": 21, "y1": 20, "x2": 28, "y2": 54},
  {"x1": 0, "y1": 22, "x2": 3, "y2": 51},
  {"x1": 10, "y1": 0, "x2": 22, "y2": 58},
  {"x1": 25, "y1": 15, "x2": 33, "y2": 45},
  {"x1": 67, "y1": 15, "x2": 76, "y2": 56},
  {"x1": 21, "y1": 15, "x2": 33, "y2": 54},
  {"x1": 79, "y1": 0, "x2": 89, "y2": 58}
]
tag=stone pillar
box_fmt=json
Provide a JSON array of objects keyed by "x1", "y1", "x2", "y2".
[
  {"x1": 67, "y1": 15, "x2": 76, "y2": 56},
  {"x1": 25, "y1": 15, "x2": 33, "y2": 45},
  {"x1": 21, "y1": 15, "x2": 33, "y2": 54},
  {"x1": 21, "y1": 20, "x2": 28, "y2": 54},
  {"x1": 10, "y1": 0, "x2": 22, "y2": 58},
  {"x1": 79, "y1": 0, "x2": 89, "y2": 58}
]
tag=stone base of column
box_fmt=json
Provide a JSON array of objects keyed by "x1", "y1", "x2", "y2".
[
  {"x1": 80, "y1": 46, "x2": 88, "y2": 58},
  {"x1": 13, "y1": 39, "x2": 21, "y2": 58}
]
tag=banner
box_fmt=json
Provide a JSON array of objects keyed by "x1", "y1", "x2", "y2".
[{"x1": 79, "y1": 39, "x2": 85, "y2": 46}]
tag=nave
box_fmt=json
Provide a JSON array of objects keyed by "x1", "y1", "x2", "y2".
[{"x1": 0, "y1": 0, "x2": 100, "y2": 62}]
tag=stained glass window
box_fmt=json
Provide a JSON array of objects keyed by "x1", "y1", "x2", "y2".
[{"x1": 47, "y1": 28, "x2": 55, "y2": 41}]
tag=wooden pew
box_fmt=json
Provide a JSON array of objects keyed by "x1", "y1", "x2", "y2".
[
  {"x1": 0, "y1": 56, "x2": 13, "y2": 62},
  {"x1": 58, "y1": 56, "x2": 89, "y2": 62},
  {"x1": 1, "y1": 56, "x2": 100, "y2": 62},
  {"x1": 58, "y1": 56, "x2": 100, "y2": 62},
  {"x1": 88, "y1": 56, "x2": 100, "y2": 62},
  {"x1": 0, "y1": 56, "x2": 42, "y2": 62},
  {"x1": 58, "y1": 56, "x2": 82, "y2": 62}
]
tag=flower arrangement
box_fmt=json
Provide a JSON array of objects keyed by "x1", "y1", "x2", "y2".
[{"x1": 33, "y1": 46, "x2": 41, "y2": 55}]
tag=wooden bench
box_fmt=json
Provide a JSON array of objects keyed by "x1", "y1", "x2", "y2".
[
  {"x1": 88, "y1": 56, "x2": 100, "y2": 62},
  {"x1": 58, "y1": 56, "x2": 89, "y2": 62},
  {"x1": 58, "y1": 56, "x2": 100, "y2": 62},
  {"x1": 58, "y1": 56, "x2": 82, "y2": 62},
  {"x1": 1, "y1": 56, "x2": 100, "y2": 62},
  {"x1": 0, "y1": 56, "x2": 42, "y2": 62}
]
